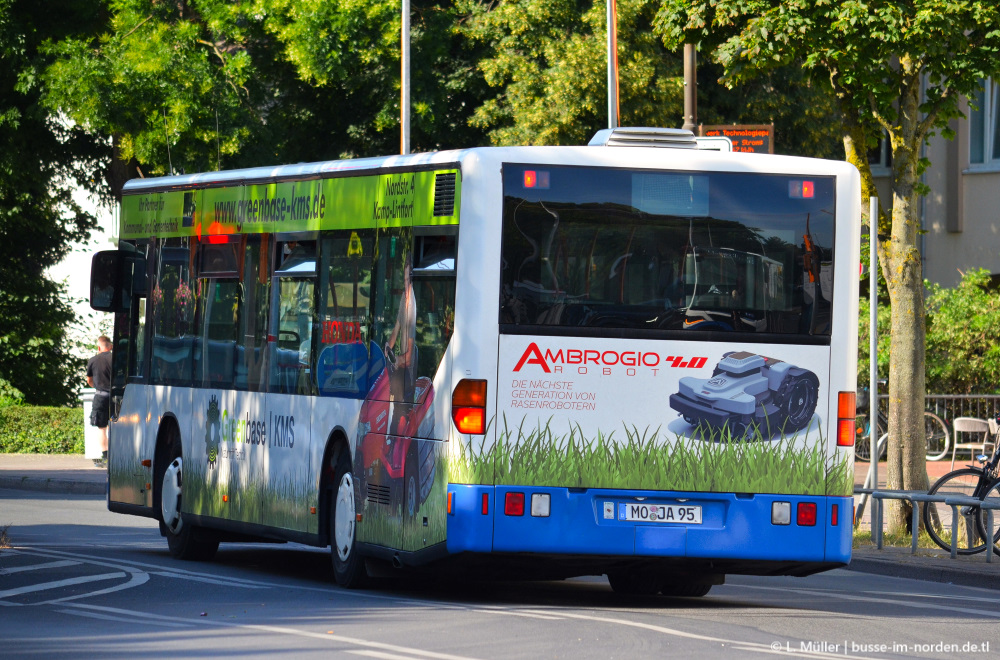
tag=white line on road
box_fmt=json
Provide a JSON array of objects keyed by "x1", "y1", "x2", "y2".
[
  {"x1": 735, "y1": 583, "x2": 1000, "y2": 619},
  {"x1": 349, "y1": 650, "x2": 439, "y2": 660},
  {"x1": 56, "y1": 607, "x2": 193, "y2": 628},
  {"x1": 63, "y1": 602, "x2": 485, "y2": 660},
  {"x1": 0, "y1": 559, "x2": 80, "y2": 574},
  {"x1": 0, "y1": 572, "x2": 126, "y2": 599}
]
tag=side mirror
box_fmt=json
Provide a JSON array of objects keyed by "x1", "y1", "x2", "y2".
[
  {"x1": 90, "y1": 251, "x2": 121, "y2": 312},
  {"x1": 91, "y1": 250, "x2": 146, "y2": 313}
]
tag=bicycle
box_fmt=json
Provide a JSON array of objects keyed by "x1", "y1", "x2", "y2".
[
  {"x1": 921, "y1": 415, "x2": 1000, "y2": 555},
  {"x1": 854, "y1": 386, "x2": 950, "y2": 462}
]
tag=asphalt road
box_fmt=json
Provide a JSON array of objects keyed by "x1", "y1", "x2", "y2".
[{"x1": 2, "y1": 488, "x2": 998, "y2": 660}]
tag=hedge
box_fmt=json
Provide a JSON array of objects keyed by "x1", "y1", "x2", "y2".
[{"x1": 0, "y1": 404, "x2": 84, "y2": 454}]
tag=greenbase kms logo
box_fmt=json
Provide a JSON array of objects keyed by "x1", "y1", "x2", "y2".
[
  {"x1": 206, "y1": 396, "x2": 221, "y2": 469},
  {"x1": 203, "y1": 397, "x2": 293, "y2": 467}
]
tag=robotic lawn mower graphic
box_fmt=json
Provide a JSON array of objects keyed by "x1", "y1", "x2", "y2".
[{"x1": 669, "y1": 351, "x2": 820, "y2": 440}]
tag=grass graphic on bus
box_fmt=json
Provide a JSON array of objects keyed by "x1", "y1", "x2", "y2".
[{"x1": 449, "y1": 415, "x2": 852, "y2": 497}]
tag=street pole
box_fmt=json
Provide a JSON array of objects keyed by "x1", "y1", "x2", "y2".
[
  {"x1": 868, "y1": 197, "x2": 879, "y2": 539},
  {"x1": 607, "y1": 0, "x2": 619, "y2": 129},
  {"x1": 682, "y1": 44, "x2": 697, "y2": 132},
  {"x1": 401, "y1": 0, "x2": 410, "y2": 155}
]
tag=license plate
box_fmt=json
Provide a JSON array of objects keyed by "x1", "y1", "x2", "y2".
[{"x1": 617, "y1": 502, "x2": 702, "y2": 524}]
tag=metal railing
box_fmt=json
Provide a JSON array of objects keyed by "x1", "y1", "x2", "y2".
[{"x1": 860, "y1": 489, "x2": 1000, "y2": 563}]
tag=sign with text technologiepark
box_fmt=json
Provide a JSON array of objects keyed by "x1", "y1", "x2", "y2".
[{"x1": 700, "y1": 125, "x2": 774, "y2": 154}]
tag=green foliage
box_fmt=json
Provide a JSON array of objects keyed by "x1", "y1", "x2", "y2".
[
  {"x1": 925, "y1": 269, "x2": 1000, "y2": 394},
  {"x1": 859, "y1": 269, "x2": 1000, "y2": 394},
  {"x1": 42, "y1": 0, "x2": 489, "y2": 193},
  {"x1": 0, "y1": 404, "x2": 85, "y2": 454},
  {"x1": 463, "y1": 0, "x2": 684, "y2": 146},
  {"x1": 0, "y1": 0, "x2": 102, "y2": 406}
]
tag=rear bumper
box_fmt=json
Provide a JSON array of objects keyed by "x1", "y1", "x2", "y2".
[{"x1": 446, "y1": 484, "x2": 852, "y2": 572}]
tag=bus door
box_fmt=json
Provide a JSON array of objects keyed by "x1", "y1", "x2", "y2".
[{"x1": 263, "y1": 238, "x2": 317, "y2": 533}]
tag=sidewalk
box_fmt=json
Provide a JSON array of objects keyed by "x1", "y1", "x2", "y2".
[
  {"x1": 2, "y1": 453, "x2": 1000, "y2": 590},
  {"x1": 0, "y1": 453, "x2": 107, "y2": 495}
]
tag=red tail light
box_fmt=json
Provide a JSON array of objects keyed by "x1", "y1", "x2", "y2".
[
  {"x1": 453, "y1": 379, "x2": 487, "y2": 434},
  {"x1": 797, "y1": 502, "x2": 817, "y2": 526},
  {"x1": 837, "y1": 391, "x2": 856, "y2": 447},
  {"x1": 504, "y1": 492, "x2": 525, "y2": 516}
]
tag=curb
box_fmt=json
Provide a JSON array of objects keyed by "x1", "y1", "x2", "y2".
[
  {"x1": 0, "y1": 475, "x2": 106, "y2": 496},
  {"x1": 847, "y1": 555, "x2": 1000, "y2": 591}
]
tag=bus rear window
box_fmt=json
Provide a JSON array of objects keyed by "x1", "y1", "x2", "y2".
[{"x1": 499, "y1": 165, "x2": 834, "y2": 339}]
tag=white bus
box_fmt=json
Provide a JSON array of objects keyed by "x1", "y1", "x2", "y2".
[{"x1": 91, "y1": 127, "x2": 860, "y2": 595}]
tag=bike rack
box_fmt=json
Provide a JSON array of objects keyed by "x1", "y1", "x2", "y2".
[{"x1": 865, "y1": 489, "x2": 1000, "y2": 562}]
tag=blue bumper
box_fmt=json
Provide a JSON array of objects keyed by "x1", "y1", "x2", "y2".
[{"x1": 446, "y1": 484, "x2": 852, "y2": 567}]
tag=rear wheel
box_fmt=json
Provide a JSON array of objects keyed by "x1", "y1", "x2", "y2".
[
  {"x1": 924, "y1": 411, "x2": 950, "y2": 461},
  {"x1": 158, "y1": 440, "x2": 218, "y2": 561},
  {"x1": 606, "y1": 570, "x2": 662, "y2": 595},
  {"x1": 331, "y1": 449, "x2": 369, "y2": 588},
  {"x1": 922, "y1": 468, "x2": 990, "y2": 555},
  {"x1": 854, "y1": 414, "x2": 886, "y2": 462},
  {"x1": 660, "y1": 581, "x2": 713, "y2": 598},
  {"x1": 779, "y1": 373, "x2": 819, "y2": 431},
  {"x1": 974, "y1": 479, "x2": 1000, "y2": 555}
]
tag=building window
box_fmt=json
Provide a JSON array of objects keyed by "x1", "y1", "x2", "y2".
[
  {"x1": 970, "y1": 78, "x2": 1000, "y2": 165},
  {"x1": 868, "y1": 134, "x2": 892, "y2": 171}
]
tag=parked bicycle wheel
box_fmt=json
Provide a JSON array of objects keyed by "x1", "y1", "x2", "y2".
[
  {"x1": 923, "y1": 411, "x2": 950, "y2": 461},
  {"x1": 976, "y1": 478, "x2": 1000, "y2": 554},
  {"x1": 854, "y1": 413, "x2": 886, "y2": 462},
  {"x1": 922, "y1": 469, "x2": 992, "y2": 555}
]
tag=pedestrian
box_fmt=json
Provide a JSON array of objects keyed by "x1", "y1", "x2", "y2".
[{"x1": 87, "y1": 335, "x2": 113, "y2": 467}]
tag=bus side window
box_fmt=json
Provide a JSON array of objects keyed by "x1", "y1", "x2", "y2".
[
  {"x1": 317, "y1": 232, "x2": 374, "y2": 398},
  {"x1": 237, "y1": 236, "x2": 270, "y2": 392},
  {"x1": 150, "y1": 238, "x2": 198, "y2": 386}
]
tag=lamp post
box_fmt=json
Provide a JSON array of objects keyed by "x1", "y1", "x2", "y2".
[{"x1": 401, "y1": 0, "x2": 410, "y2": 155}]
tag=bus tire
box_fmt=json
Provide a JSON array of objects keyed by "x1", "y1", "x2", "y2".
[
  {"x1": 660, "y1": 581, "x2": 713, "y2": 597},
  {"x1": 606, "y1": 570, "x2": 662, "y2": 595},
  {"x1": 159, "y1": 439, "x2": 219, "y2": 561},
  {"x1": 331, "y1": 449, "x2": 369, "y2": 588}
]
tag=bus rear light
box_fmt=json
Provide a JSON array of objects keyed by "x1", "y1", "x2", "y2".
[
  {"x1": 797, "y1": 502, "x2": 817, "y2": 526},
  {"x1": 505, "y1": 492, "x2": 525, "y2": 516},
  {"x1": 447, "y1": 492, "x2": 453, "y2": 515},
  {"x1": 530, "y1": 493, "x2": 551, "y2": 517},
  {"x1": 831, "y1": 503, "x2": 839, "y2": 526},
  {"x1": 452, "y1": 379, "x2": 487, "y2": 434},
  {"x1": 482, "y1": 493, "x2": 489, "y2": 515},
  {"x1": 772, "y1": 501, "x2": 791, "y2": 525},
  {"x1": 837, "y1": 391, "x2": 856, "y2": 447}
]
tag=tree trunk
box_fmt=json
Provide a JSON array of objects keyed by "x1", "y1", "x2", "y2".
[{"x1": 881, "y1": 74, "x2": 929, "y2": 534}]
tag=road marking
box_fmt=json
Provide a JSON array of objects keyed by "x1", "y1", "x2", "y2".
[
  {"x1": 63, "y1": 603, "x2": 485, "y2": 660},
  {"x1": 0, "y1": 559, "x2": 80, "y2": 574},
  {"x1": 40, "y1": 569, "x2": 149, "y2": 605},
  {"x1": 735, "y1": 583, "x2": 1000, "y2": 618},
  {"x1": 0, "y1": 572, "x2": 126, "y2": 599},
  {"x1": 152, "y1": 571, "x2": 269, "y2": 588},
  {"x1": 349, "y1": 651, "x2": 437, "y2": 660},
  {"x1": 56, "y1": 608, "x2": 193, "y2": 628}
]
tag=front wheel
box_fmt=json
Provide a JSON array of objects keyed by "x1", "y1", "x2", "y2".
[
  {"x1": 974, "y1": 479, "x2": 1000, "y2": 555},
  {"x1": 923, "y1": 411, "x2": 950, "y2": 461},
  {"x1": 922, "y1": 468, "x2": 991, "y2": 555},
  {"x1": 331, "y1": 450, "x2": 369, "y2": 588},
  {"x1": 159, "y1": 445, "x2": 218, "y2": 561}
]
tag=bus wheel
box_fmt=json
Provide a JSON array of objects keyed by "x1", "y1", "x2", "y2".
[
  {"x1": 159, "y1": 444, "x2": 218, "y2": 561},
  {"x1": 606, "y1": 570, "x2": 662, "y2": 595},
  {"x1": 661, "y1": 581, "x2": 713, "y2": 597},
  {"x1": 331, "y1": 450, "x2": 369, "y2": 588}
]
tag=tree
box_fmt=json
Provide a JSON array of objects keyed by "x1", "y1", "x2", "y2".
[
  {"x1": 42, "y1": 0, "x2": 489, "y2": 202},
  {"x1": 656, "y1": 0, "x2": 1000, "y2": 533},
  {"x1": 0, "y1": 0, "x2": 104, "y2": 406},
  {"x1": 462, "y1": 0, "x2": 685, "y2": 146},
  {"x1": 925, "y1": 269, "x2": 1000, "y2": 395}
]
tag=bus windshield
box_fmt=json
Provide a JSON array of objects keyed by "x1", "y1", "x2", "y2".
[{"x1": 499, "y1": 165, "x2": 834, "y2": 338}]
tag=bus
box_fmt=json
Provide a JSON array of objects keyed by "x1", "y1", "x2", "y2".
[{"x1": 91, "y1": 127, "x2": 860, "y2": 596}]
